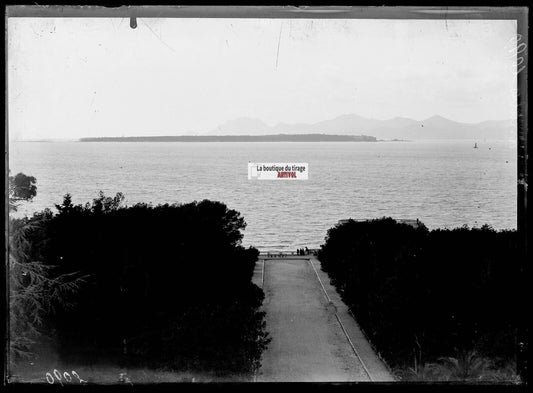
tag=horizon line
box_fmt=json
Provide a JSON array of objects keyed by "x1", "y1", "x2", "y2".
[{"x1": 9, "y1": 113, "x2": 517, "y2": 142}]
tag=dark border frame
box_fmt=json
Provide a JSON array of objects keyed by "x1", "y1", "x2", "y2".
[{"x1": 3, "y1": 4, "x2": 528, "y2": 389}]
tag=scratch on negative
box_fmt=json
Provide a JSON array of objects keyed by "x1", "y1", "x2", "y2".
[
  {"x1": 276, "y1": 22, "x2": 283, "y2": 69},
  {"x1": 140, "y1": 19, "x2": 177, "y2": 54}
]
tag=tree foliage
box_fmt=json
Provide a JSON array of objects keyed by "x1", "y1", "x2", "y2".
[
  {"x1": 318, "y1": 218, "x2": 520, "y2": 381},
  {"x1": 8, "y1": 176, "x2": 87, "y2": 367},
  {"x1": 8, "y1": 172, "x2": 37, "y2": 212},
  {"x1": 17, "y1": 192, "x2": 269, "y2": 375}
]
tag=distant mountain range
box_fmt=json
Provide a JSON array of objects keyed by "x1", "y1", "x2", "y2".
[{"x1": 209, "y1": 114, "x2": 516, "y2": 140}]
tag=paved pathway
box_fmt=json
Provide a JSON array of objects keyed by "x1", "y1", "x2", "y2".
[{"x1": 254, "y1": 256, "x2": 394, "y2": 382}]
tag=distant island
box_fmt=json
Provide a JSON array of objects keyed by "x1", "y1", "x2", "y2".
[{"x1": 79, "y1": 134, "x2": 377, "y2": 142}]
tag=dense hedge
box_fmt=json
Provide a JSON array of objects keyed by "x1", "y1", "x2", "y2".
[
  {"x1": 318, "y1": 218, "x2": 520, "y2": 376},
  {"x1": 13, "y1": 193, "x2": 269, "y2": 375}
]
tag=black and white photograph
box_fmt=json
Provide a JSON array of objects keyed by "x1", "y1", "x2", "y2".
[{"x1": 5, "y1": 5, "x2": 528, "y2": 385}]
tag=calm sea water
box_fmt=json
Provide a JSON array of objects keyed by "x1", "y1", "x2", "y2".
[{"x1": 9, "y1": 140, "x2": 517, "y2": 251}]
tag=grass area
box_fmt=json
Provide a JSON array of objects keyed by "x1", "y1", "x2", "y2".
[
  {"x1": 9, "y1": 363, "x2": 252, "y2": 384},
  {"x1": 8, "y1": 341, "x2": 251, "y2": 384},
  {"x1": 391, "y1": 350, "x2": 521, "y2": 383}
]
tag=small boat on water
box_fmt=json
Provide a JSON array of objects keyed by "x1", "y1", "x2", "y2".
[{"x1": 474, "y1": 142, "x2": 478, "y2": 149}]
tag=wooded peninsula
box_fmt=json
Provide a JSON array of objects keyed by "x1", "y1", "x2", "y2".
[{"x1": 79, "y1": 134, "x2": 377, "y2": 142}]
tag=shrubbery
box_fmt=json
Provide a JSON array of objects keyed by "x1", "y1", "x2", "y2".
[
  {"x1": 10, "y1": 192, "x2": 269, "y2": 375},
  {"x1": 318, "y1": 218, "x2": 521, "y2": 382}
]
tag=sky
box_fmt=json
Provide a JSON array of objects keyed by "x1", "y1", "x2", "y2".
[{"x1": 7, "y1": 17, "x2": 517, "y2": 141}]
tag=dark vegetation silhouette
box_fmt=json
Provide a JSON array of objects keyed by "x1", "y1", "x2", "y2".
[
  {"x1": 8, "y1": 172, "x2": 37, "y2": 212},
  {"x1": 8, "y1": 173, "x2": 88, "y2": 368},
  {"x1": 318, "y1": 218, "x2": 521, "y2": 382},
  {"x1": 9, "y1": 187, "x2": 269, "y2": 376}
]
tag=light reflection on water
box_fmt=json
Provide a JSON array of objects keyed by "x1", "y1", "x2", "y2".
[{"x1": 9, "y1": 140, "x2": 517, "y2": 251}]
